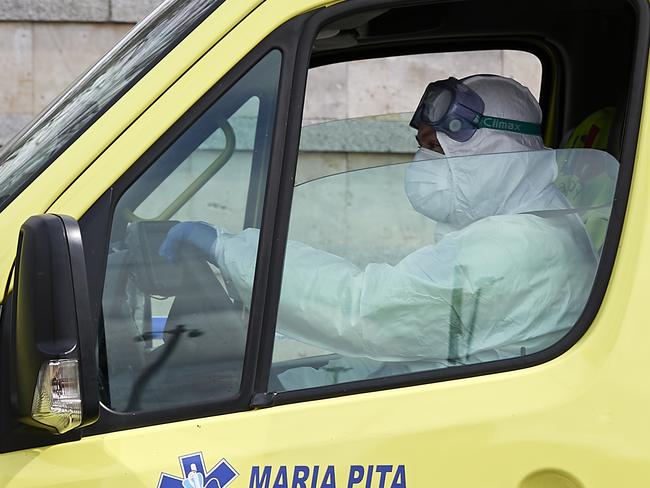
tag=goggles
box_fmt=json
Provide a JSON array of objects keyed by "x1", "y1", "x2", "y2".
[{"x1": 409, "y1": 77, "x2": 542, "y2": 142}]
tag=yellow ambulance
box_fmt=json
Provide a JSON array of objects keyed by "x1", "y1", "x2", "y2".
[{"x1": 0, "y1": 0, "x2": 648, "y2": 486}]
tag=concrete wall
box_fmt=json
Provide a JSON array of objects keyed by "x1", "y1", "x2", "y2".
[
  {"x1": 0, "y1": 0, "x2": 161, "y2": 145},
  {"x1": 0, "y1": 21, "x2": 133, "y2": 142},
  {"x1": 0, "y1": 0, "x2": 160, "y2": 23}
]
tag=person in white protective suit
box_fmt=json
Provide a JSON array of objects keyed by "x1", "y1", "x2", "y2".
[{"x1": 160, "y1": 74, "x2": 597, "y2": 388}]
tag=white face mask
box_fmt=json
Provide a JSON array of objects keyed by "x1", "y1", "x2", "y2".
[{"x1": 405, "y1": 148, "x2": 453, "y2": 224}]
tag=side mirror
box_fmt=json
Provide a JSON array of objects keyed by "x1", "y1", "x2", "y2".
[{"x1": 12, "y1": 214, "x2": 98, "y2": 434}]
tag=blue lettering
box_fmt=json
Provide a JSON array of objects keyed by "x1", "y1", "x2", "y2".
[
  {"x1": 390, "y1": 466, "x2": 406, "y2": 488},
  {"x1": 365, "y1": 466, "x2": 374, "y2": 488},
  {"x1": 274, "y1": 466, "x2": 289, "y2": 488},
  {"x1": 375, "y1": 465, "x2": 392, "y2": 488},
  {"x1": 293, "y1": 466, "x2": 310, "y2": 488},
  {"x1": 251, "y1": 466, "x2": 273, "y2": 488},
  {"x1": 310, "y1": 466, "x2": 320, "y2": 488},
  {"x1": 320, "y1": 465, "x2": 336, "y2": 488},
  {"x1": 252, "y1": 463, "x2": 404, "y2": 488},
  {"x1": 348, "y1": 465, "x2": 364, "y2": 487}
]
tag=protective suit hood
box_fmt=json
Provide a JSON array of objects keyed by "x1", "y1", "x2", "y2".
[{"x1": 405, "y1": 75, "x2": 565, "y2": 229}]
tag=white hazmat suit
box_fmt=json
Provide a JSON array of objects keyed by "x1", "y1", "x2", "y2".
[{"x1": 176, "y1": 75, "x2": 598, "y2": 388}]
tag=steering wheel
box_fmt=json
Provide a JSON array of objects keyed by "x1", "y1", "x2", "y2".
[{"x1": 121, "y1": 221, "x2": 246, "y2": 411}]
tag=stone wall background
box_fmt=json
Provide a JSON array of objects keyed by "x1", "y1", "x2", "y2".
[
  {"x1": 0, "y1": 0, "x2": 159, "y2": 145},
  {"x1": 0, "y1": 0, "x2": 160, "y2": 22}
]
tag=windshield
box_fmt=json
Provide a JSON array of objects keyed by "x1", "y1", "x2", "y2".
[{"x1": 0, "y1": 0, "x2": 224, "y2": 210}]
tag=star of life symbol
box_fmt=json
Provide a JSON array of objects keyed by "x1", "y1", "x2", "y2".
[{"x1": 158, "y1": 452, "x2": 239, "y2": 488}]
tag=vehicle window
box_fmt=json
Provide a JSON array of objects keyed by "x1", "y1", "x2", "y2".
[
  {"x1": 0, "y1": 0, "x2": 224, "y2": 211},
  {"x1": 268, "y1": 148, "x2": 617, "y2": 390},
  {"x1": 100, "y1": 50, "x2": 281, "y2": 412},
  {"x1": 257, "y1": 52, "x2": 618, "y2": 391}
]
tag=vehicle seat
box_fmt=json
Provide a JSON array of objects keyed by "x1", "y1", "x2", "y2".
[{"x1": 557, "y1": 106, "x2": 621, "y2": 252}]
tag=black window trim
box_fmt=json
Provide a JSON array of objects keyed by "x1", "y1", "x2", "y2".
[
  {"x1": 252, "y1": 0, "x2": 650, "y2": 408},
  {"x1": 77, "y1": 19, "x2": 304, "y2": 436}
]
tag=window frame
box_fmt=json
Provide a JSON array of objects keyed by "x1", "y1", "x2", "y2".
[
  {"x1": 77, "y1": 18, "x2": 306, "y2": 436},
  {"x1": 252, "y1": 0, "x2": 650, "y2": 408}
]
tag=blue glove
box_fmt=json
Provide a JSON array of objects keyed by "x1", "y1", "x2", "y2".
[{"x1": 159, "y1": 221, "x2": 218, "y2": 263}]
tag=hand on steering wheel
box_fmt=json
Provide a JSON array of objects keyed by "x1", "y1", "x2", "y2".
[{"x1": 159, "y1": 221, "x2": 219, "y2": 263}]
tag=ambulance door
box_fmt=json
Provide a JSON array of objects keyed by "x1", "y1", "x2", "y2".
[{"x1": 236, "y1": 1, "x2": 650, "y2": 487}]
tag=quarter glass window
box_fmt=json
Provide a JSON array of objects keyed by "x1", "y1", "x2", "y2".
[{"x1": 100, "y1": 50, "x2": 281, "y2": 412}]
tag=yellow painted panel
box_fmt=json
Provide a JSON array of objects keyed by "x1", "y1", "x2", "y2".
[{"x1": 2, "y1": 339, "x2": 650, "y2": 486}]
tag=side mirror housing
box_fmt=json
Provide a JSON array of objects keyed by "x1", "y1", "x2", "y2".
[{"x1": 12, "y1": 214, "x2": 98, "y2": 434}]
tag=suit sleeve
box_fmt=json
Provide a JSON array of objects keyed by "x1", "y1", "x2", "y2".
[{"x1": 214, "y1": 228, "x2": 466, "y2": 362}]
